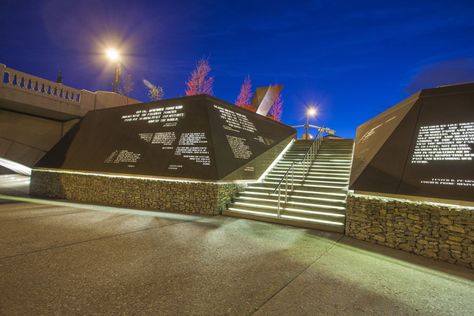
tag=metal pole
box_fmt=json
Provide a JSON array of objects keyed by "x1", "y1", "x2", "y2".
[
  {"x1": 292, "y1": 166, "x2": 294, "y2": 191},
  {"x1": 112, "y1": 63, "x2": 121, "y2": 93},
  {"x1": 277, "y1": 186, "x2": 281, "y2": 218},
  {"x1": 305, "y1": 112, "x2": 309, "y2": 140}
]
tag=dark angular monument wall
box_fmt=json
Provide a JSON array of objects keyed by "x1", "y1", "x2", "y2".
[
  {"x1": 30, "y1": 95, "x2": 295, "y2": 215},
  {"x1": 350, "y1": 83, "x2": 474, "y2": 203},
  {"x1": 35, "y1": 95, "x2": 295, "y2": 181},
  {"x1": 347, "y1": 83, "x2": 474, "y2": 270}
]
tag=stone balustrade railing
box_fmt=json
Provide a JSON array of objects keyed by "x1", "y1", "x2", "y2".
[{"x1": 0, "y1": 63, "x2": 82, "y2": 104}]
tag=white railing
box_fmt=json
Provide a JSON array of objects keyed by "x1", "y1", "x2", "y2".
[{"x1": 0, "y1": 64, "x2": 82, "y2": 104}]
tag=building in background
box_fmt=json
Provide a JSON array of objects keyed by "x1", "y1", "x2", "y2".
[{"x1": 0, "y1": 63, "x2": 140, "y2": 174}]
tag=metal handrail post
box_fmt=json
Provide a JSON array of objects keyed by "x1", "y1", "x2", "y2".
[
  {"x1": 291, "y1": 166, "x2": 294, "y2": 191},
  {"x1": 277, "y1": 186, "x2": 281, "y2": 218}
]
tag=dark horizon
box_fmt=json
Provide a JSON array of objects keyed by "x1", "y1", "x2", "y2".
[{"x1": 1, "y1": 0, "x2": 474, "y2": 138}]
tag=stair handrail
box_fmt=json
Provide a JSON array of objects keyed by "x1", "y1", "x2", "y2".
[{"x1": 269, "y1": 128, "x2": 326, "y2": 217}]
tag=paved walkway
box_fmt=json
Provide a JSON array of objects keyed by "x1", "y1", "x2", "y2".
[{"x1": 0, "y1": 176, "x2": 473, "y2": 315}]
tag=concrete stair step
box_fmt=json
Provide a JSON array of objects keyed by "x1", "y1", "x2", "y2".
[
  {"x1": 316, "y1": 152, "x2": 353, "y2": 156},
  {"x1": 314, "y1": 158, "x2": 352, "y2": 162},
  {"x1": 273, "y1": 164, "x2": 351, "y2": 170},
  {"x1": 285, "y1": 154, "x2": 352, "y2": 160},
  {"x1": 276, "y1": 163, "x2": 351, "y2": 169},
  {"x1": 233, "y1": 197, "x2": 345, "y2": 213},
  {"x1": 272, "y1": 164, "x2": 350, "y2": 173},
  {"x1": 253, "y1": 182, "x2": 348, "y2": 193},
  {"x1": 270, "y1": 169, "x2": 350, "y2": 176},
  {"x1": 223, "y1": 207, "x2": 345, "y2": 233},
  {"x1": 234, "y1": 192, "x2": 346, "y2": 209},
  {"x1": 312, "y1": 161, "x2": 352, "y2": 166},
  {"x1": 277, "y1": 161, "x2": 351, "y2": 166},
  {"x1": 318, "y1": 147, "x2": 353, "y2": 151},
  {"x1": 263, "y1": 179, "x2": 348, "y2": 188},
  {"x1": 236, "y1": 192, "x2": 346, "y2": 207},
  {"x1": 319, "y1": 146, "x2": 353, "y2": 150},
  {"x1": 243, "y1": 186, "x2": 347, "y2": 200},
  {"x1": 230, "y1": 201, "x2": 345, "y2": 220},
  {"x1": 265, "y1": 175, "x2": 349, "y2": 184},
  {"x1": 267, "y1": 172, "x2": 349, "y2": 181}
]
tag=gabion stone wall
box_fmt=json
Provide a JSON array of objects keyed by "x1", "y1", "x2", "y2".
[
  {"x1": 346, "y1": 194, "x2": 474, "y2": 269},
  {"x1": 30, "y1": 170, "x2": 243, "y2": 215}
]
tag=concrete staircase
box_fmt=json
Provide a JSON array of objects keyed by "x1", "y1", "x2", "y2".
[{"x1": 223, "y1": 138, "x2": 354, "y2": 233}]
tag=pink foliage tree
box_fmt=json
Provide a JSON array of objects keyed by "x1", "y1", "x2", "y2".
[
  {"x1": 268, "y1": 93, "x2": 283, "y2": 121},
  {"x1": 185, "y1": 58, "x2": 214, "y2": 96},
  {"x1": 235, "y1": 75, "x2": 253, "y2": 110}
]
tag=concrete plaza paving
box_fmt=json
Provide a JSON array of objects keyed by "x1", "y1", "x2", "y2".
[{"x1": 0, "y1": 175, "x2": 473, "y2": 315}]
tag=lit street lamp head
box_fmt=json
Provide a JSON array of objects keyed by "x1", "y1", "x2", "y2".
[
  {"x1": 304, "y1": 106, "x2": 317, "y2": 139},
  {"x1": 307, "y1": 107, "x2": 317, "y2": 117},
  {"x1": 105, "y1": 48, "x2": 120, "y2": 62}
]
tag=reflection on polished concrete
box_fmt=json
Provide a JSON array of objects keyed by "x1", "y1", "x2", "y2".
[
  {"x1": 0, "y1": 177, "x2": 473, "y2": 314},
  {"x1": 0, "y1": 174, "x2": 30, "y2": 196}
]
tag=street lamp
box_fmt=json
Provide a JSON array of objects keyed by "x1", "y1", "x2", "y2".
[
  {"x1": 105, "y1": 48, "x2": 121, "y2": 93},
  {"x1": 305, "y1": 106, "x2": 317, "y2": 140}
]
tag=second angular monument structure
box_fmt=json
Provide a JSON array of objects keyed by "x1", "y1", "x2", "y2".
[{"x1": 350, "y1": 82, "x2": 474, "y2": 203}]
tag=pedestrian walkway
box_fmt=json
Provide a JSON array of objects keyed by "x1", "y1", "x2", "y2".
[{"x1": 0, "y1": 195, "x2": 473, "y2": 315}]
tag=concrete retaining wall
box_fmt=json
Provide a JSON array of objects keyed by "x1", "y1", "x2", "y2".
[
  {"x1": 345, "y1": 194, "x2": 474, "y2": 269},
  {"x1": 30, "y1": 170, "x2": 244, "y2": 215}
]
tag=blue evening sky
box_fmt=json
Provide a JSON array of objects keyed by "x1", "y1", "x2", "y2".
[{"x1": 1, "y1": 0, "x2": 474, "y2": 138}]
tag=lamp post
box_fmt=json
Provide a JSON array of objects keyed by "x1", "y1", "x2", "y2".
[
  {"x1": 305, "y1": 107, "x2": 317, "y2": 140},
  {"x1": 105, "y1": 48, "x2": 121, "y2": 93}
]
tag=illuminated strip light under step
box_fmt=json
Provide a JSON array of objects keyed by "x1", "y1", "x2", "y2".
[
  {"x1": 235, "y1": 196, "x2": 345, "y2": 210},
  {"x1": 273, "y1": 166, "x2": 351, "y2": 171},
  {"x1": 316, "y1": 156, "x2": 352, "y2": 158},
  {"x1": 265, "y1": 178, "x2": 349, "y2": 186},
  {"x1": 269, "y1": 171, "x2": 350, "y2": 177},
  {"x1": 227, "y1": 208, "x2": 344, "y2": 226},
  {"x1": 267, "y1": 174, "x2": 348, "y2": 179},
  {"x1": 263, "y1": 181, "x2": 348, "y2": 189},
  {"x1": 240, "y1": 191, "x2": 345, "y2": 202},
  {"x1": 270, "y1": 169, "x2": 349, "y2": 174},
  {"x1": 246, "y1": 186, "x2": 347, "y2": 197},
  {"x1": 314, "y1": 160, "x2": 353, "y2": 163},
  {"x1": 317, "y1": 153, "x2": 353, "y2": 156},
  {"x1": 279, "y1": 158, "x2": 351, "y2": 162},
  {"x1": 317, "y1": 152, "x2": 353, "y2": 154},
  {"x1": 266, "y1": 177, "x2": 349, "y2": 182},
  {"x1": 266, "y1": 175, "x2": 349, "y2": 181},
  {"x1": 272, "y1": 171, "x2": 350, "y2": 176},
  {"x1": 233, "y1": 202, "x2": 346, "y2": 216},
  {"x1": 275, "y1": 165, "x2": 351, "y2": 170},
  {"x1": 318, "y1": 149, "x2": 353, "y2": 151},
  {"x1": 281, "y1": 160, "x2": 352, "y2": 164}
]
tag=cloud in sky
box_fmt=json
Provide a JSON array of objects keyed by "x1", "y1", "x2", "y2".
[{"x1": 406, "y1": 59, "x2": 474, "y2": 94}]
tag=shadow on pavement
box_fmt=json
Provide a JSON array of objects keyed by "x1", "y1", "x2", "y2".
[{"x1": 337, "y1": 235, "x2": 474, "y2": 282}]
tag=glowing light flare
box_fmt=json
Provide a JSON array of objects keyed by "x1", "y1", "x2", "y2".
[
  {"x1": 307, "y1": 107, "x2": 317, "y2": 117},
  {"x1": 105, "y1": 48, "x2": 121, "y2": 62}
]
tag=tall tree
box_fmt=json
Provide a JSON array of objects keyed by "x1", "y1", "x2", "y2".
[
  {"x1": 143, "y1": 79, "x2": 165, "y2": 101},
  {"x1": 235, "y1": 75, "x2": 253, "y2": 109},
  {"x1": 268, "y1": 94, "x2": 283, "y2": 122},
  {"x1": 185, "y1": 58, "x2": 214, "y2": 96}
]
